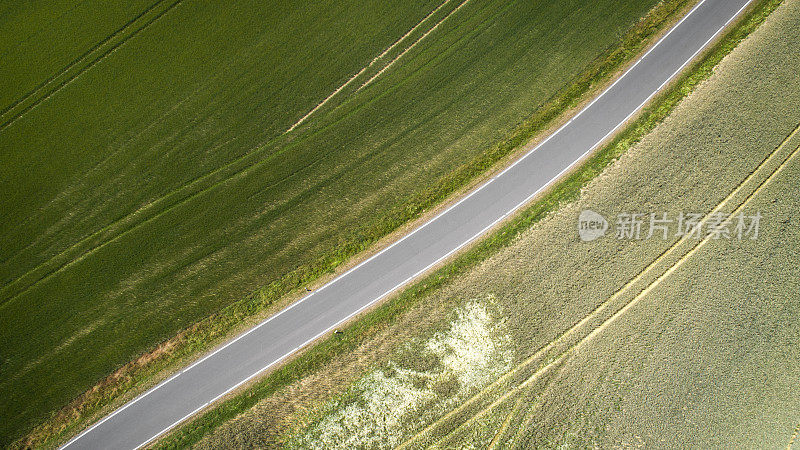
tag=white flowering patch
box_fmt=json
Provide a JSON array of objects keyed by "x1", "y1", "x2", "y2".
[
  {"x1": 291, "y1": 300, "x2": 513, "y2": 449},
  {"x1": 426, "y1": 301, "x2": 513, "y2": 389}
]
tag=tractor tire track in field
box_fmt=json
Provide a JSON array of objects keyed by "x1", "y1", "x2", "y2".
[
  {"x1": 0, "y1": 0, "x2": 484, "y2": 308},
  {"x1": 236, "y1": 0, "x2": 519, "y2": 236},
  {"x1": 789, "y1": 423, "x2": 800, "y2": 450},
  {"x1": 487, "y1": 396, "x2": 524, "y2": 449},
  {"x1": 0, "y1": 0, "x2": 184, "y2": 133},
  {"x1": 0, "y1": 76, "x2": 228, "y2": 270},
  {"x1": 285, "y1": 0, "x2": 461, "y2": 133},
  {"x1": 352, "y1": 0, "x2": 472, "y2": 94},
  {"x1": 397, "y1": 122, "x2": 800, "y2": 449},
  {"x1": 507, "y1": 395, "x2": 543, "y2": 446}
]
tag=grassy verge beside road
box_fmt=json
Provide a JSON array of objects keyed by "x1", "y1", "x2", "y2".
[{"x1": 155, "y1": 0, "x2": 790, "y2": 447}]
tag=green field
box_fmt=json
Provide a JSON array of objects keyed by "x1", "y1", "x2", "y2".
[
  {"x1": 184, "y1": 1, "x2": 800, "y2": 447},
  {"x1": 0, "y1": 0, "x2": 671, "y2": 443}
]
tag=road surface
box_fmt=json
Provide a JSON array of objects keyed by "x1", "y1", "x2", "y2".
[{"x1": 62, "y1": 0, "x2": 753, "y2": 447}]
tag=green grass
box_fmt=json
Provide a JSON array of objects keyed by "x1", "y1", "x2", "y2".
[
  {"x1": 0, "y1": 0, "x2": 158, "y2": 111},
  {"x1": 0, "y1": 0, "x2": 675, "y2": 443},
  {"x1": 150, "y1": 0, "x2": 792, "y2": 447},
  {"x1": 416, "y1": 2, "x2": 800, "y2": 445}
]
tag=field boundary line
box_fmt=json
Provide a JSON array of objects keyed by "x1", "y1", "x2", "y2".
[
  {"x1": 0, "y1": 0, "x2": 184, "y2": 132},
  {"x1": 397, "y1": 122, "x2": 800, "y2": 448},
  {"x1": 429, "y1": 134, "x2": 800, "y2": 447}
]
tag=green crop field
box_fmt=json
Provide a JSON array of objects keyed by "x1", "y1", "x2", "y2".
[
  {"x1": 187, "y1": 1, "x2": 800, "y2": 447},
  {"x1": 0, "y1": 0, "x2": 672, "y2": 443}
]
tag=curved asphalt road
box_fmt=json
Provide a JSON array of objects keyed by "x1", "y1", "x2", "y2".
[{"x1": 62, "y1": 0, "x2": 753, "y2": 447}]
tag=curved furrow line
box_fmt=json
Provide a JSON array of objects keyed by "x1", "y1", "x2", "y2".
[{"x1": 433, "y1": 139, "x2": 800, "y2": 446}]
